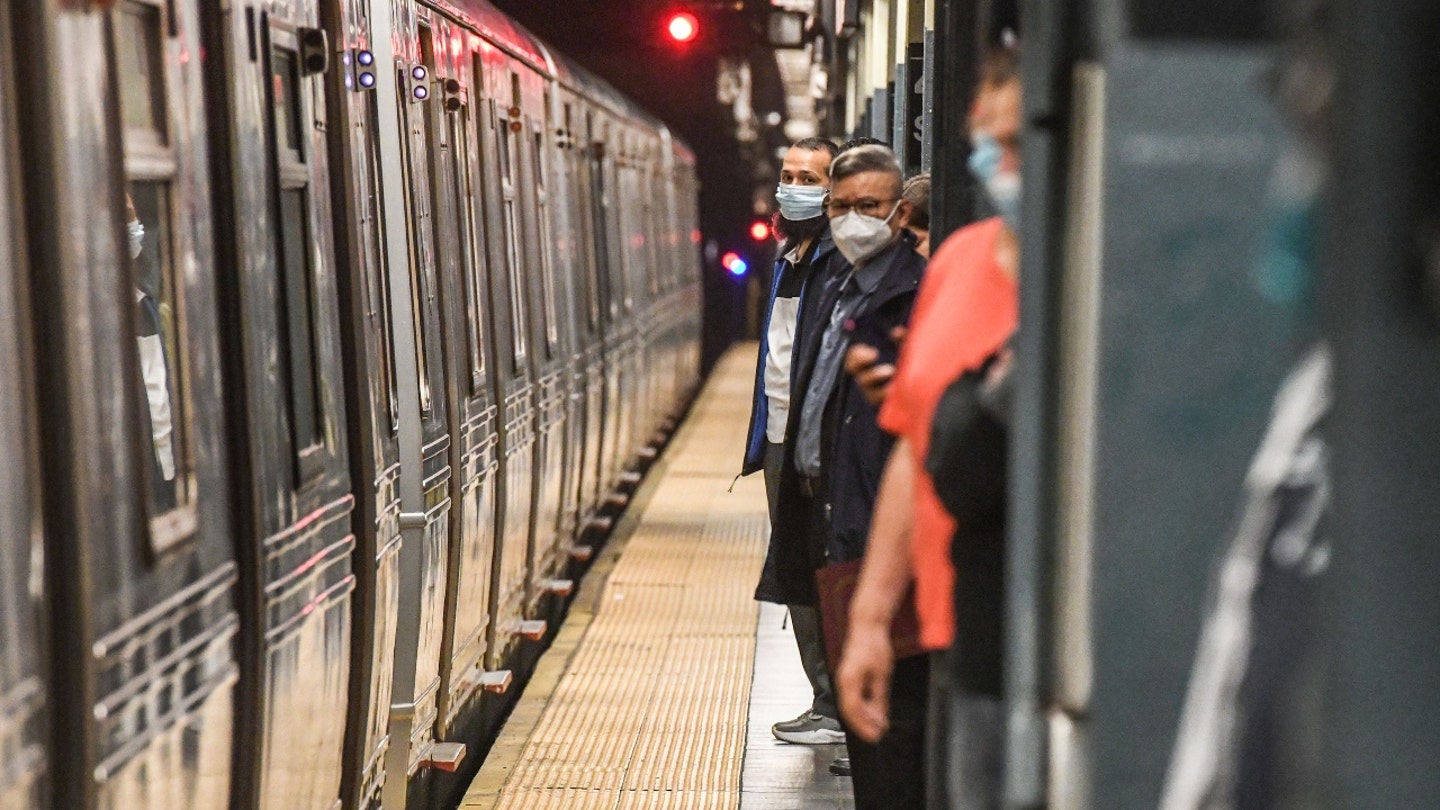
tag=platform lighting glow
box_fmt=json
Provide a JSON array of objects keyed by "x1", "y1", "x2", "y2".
[{"x1": 667, "y1": 11, "x2": 699, "y2": 43}]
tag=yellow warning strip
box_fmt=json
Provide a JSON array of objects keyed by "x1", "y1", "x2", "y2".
[{"x1": 462, "y1": 344, "x2": 769, "y2": 810}]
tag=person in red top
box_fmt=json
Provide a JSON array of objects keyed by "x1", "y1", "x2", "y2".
[{"x1": 835, "y1": 45, "x2": 1021, "y2": 808}]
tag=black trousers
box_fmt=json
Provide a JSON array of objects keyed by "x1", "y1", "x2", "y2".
[{"x1": 844, "y1": 653, "x2": 930, "y2": 809}]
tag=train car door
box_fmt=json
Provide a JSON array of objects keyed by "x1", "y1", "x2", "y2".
[
  {"x1": 203, "y1": 1, "x2": 357, "y2": 807},
  {"x1": 0, "y1": 7, "x2": 47, "y2": 802},
  {"x1": 474, "y1": 60, "x2": 538, "y2": 671},
  {"x1": 418, "y1": 16, "x2": 504, "y2": 751},
  {"x1": 550, "y1": 92, "x2": 595, "y2": 551},
  {"x1": 564, "y1": 98, "x2": 609, "y2": 537},
  {"x1": 589, "y1": 116, "x2": 629, "y2": 495},
  {"x1": 518, "y1": 84, "x2": 572, "y2": 614},
  {"x1": 14, "y1": 1, "x2": 241, "y2": 807},
  {"x1": 380, "y1": 9, "x2": 457, "y2": 788},
  {"x1": 318, "y1": 0, "x2": 405, "y2": 805}
]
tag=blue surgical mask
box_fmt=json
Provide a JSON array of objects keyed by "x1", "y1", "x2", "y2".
[
  {"x1": 986, "y1": 171, "x2": 1021, "y2": 233},
  {"x1": 968, "y1": 132, "x2": 1003, "y2": 183},
  {"x1": 775, "y1": 183, "x2": 827, "y2": 221}
]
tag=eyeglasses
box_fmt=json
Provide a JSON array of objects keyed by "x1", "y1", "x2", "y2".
[{"x1": 824, "y1": 197, "x2": 897, "y2": 218}]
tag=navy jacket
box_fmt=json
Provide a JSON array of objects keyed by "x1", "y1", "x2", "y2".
[
  {"x1": 741, "y1": 231, "x2": 840, "y2": 475},
  {"x1": 755, "y1": 237, "x2": 924, "y2": 605}
]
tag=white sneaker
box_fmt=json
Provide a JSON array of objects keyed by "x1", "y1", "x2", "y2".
[{"x1": 771, "y1": 710, "x2": 845, "y2": 744}]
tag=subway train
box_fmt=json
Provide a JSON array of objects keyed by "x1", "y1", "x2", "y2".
[{"x1": 0, "y1": 0, "x2": 699, "y2": 808}]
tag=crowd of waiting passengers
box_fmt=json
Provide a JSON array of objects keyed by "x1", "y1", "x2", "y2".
[{"x1": 740, "y1": 47, "x2": 1022, "y2": 808}]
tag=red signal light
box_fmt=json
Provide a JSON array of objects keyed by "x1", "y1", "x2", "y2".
[
  {"x1": 667, "y1": 11, "x2": 699, "y2": 43},
  {"x1": 749, "y1": 220, "x2": 771, "y2": 241}
]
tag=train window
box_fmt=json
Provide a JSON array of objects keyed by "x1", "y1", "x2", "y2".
[
  {"x1": 498, "y1": 109, "x2": 527, "y2": 369},
  {"x1": 278, "y1": 187, "x2": 320, "y2": 447},
  {"x1": 271, "y1": 49, "x2": 304, "y2": 160},
  {"x1": 452, "y1": 105, "x2": 488, "y2": 389},
  {"x1": 113, "y1": 0, "x2": 167, "y2": 147},
  {"x1": 362, "y1": 97, "x2": 400, "y2": 428},
  {"x1": 112, "y1": 0, "x2": 200, "y2": 550},
  {"x1": 396, "y1": 92, "x2": 434, "y2": 416},
  {"x1": 268, "y1": 37, "x2": 325, "y2": 468},
  {"x1": 533, "y1": 129, "x2": 559, "y2": 355}
]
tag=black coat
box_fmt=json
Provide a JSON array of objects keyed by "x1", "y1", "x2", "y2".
[{"x1": 754, "y1": 239, "x2": 925, "y2": 606}]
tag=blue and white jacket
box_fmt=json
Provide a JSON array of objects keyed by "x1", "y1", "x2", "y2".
[{"x1": 741, "y1": 231, "x2": 840, "y2": 475}]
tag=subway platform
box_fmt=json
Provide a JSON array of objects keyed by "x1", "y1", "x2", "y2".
[{"x1": 460, "y1": 345, "x2": 855, "y2": 809}]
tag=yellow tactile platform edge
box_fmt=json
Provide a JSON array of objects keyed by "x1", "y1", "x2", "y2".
[{"x1": 463, "y1": 344, "x2": 769, "y2": 810}]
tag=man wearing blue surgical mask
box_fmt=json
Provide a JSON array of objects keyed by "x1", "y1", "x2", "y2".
[{"x1": 744, "y1": 136, "x2": 849, "y2": 751}]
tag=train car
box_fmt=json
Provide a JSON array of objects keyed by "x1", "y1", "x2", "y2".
[{"x1": 0, "y1": 0, "x2": 700, "y2": 808}]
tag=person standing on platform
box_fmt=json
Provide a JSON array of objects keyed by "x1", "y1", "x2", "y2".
[
  {"x1": 836, "y1": 47, "x2": 1023, "y2": 810},
  {"x1": 743, "y1": 136, "x2": 848, "y2": 746},
  {"x1": 786, "y1": 144, "x2": 927, "y2": 803}
]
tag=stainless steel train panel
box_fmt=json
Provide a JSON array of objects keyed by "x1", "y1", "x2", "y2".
[
  {"x1": 418, "y1": 9, "x2": 504, "y2": 738},
  {"x1": 203, "y1": 0, "x2": 357, "y2": 806},
  {"x1": 0, "y1": 10, "x2": 46, "y2": 802},
  {"x1": 11, "y1": 2, "x2": 242, "y2": 808},
  {"x1": 1047, "y1": 47, "x2": 1291, "y2": 809},
  {"x1": 318, "y1": 0, "x2": 405, "y2": 804}
]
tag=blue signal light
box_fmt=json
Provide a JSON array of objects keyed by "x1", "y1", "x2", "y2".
[
  {"x1": 357, "y1": 50, "x2": 375, "y2": 67},
  {"x1": 359, "y1": 71, "x2": 376, "y2": 89},
  {"x1": 413, "y1": 84, "x2": 429, "y2": 100},
  {"x1": 725, "y1": 256, "x2": 748, "y2": 277},
  {"x1": 412, "y1": 65, "x2": 428, "y2": 81}
]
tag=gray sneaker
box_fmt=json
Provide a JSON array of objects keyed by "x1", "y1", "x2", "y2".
[{"x1": 771, "y1": 710, "x2": 845, "y2": 744}]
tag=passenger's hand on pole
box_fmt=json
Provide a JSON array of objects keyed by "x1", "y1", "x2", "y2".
[{"x1": 836, "y1": 621, "x2": 894, "y2": 743}]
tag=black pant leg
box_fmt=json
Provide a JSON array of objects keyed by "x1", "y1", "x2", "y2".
[{"x1": 845, "y1": 653, "x2": 931, "y2": 809}]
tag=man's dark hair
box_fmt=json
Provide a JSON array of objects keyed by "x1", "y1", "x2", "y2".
[
  {"x1": 838, "y1": 136, "x2": 890, "y2": 155},
  {"x1": 791, "y1": 136, "x2": 839, "y2": 161}
]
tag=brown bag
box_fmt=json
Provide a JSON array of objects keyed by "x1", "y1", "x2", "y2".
[{"x1": 814, "y1": 558, "x2": 926, "y2": 674}]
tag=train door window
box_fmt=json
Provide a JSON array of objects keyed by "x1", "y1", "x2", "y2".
[
  {"x1": 532, "y1": 121, "x2": 559, "y2": 357},
  {"x1": 362, "y1": 97, "x2": 400, "y2": 428},
  {"x1": 267, "y1": 29, "x2": 326, "y2": 480},
  {"x1": 394, "y1": 59, "x2": 432, "y2": 409},
  {"x1": 112, "y1": 0, "x2": 199, "y2": 548},
  {"x1": 453, "y1": 82, "x2": 488, "y2": 393},
  {"x1": 498, "y1": 79, "x2": 528, "y2": 370}
]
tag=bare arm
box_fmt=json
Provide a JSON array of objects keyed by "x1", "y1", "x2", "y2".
[{"x1": 835, "y1": 437, "x2": 917, "y2": 741}]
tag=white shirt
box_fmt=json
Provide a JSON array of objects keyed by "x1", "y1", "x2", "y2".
[{"x1": 762, "y1": 243, "x2": 809, "y2": 444}]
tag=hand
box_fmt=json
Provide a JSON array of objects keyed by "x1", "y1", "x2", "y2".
[
  {"x1": 845, "y1": 326, "x2": 906, "y2": 407},
  {"x1": 836, "y1": 620, "x2": 894, "y2": 743}
]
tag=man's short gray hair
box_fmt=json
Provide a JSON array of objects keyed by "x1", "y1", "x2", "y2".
[{"x1": 828, "y1": 144, "x2": 903, "y2": 195}]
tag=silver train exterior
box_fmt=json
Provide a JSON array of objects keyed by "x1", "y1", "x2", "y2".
[{"x1": 0, "y1": 0, "x2": 701, "y2": 808}]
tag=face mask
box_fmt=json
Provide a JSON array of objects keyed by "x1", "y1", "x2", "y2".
[
  {"x1": 775, "y1": 183, "x2": 827, "y2": 221},
  {"x1": 830, "y1": 204, "x2": 900, "y2": 266},
  {"x1": 127, "y1": 219, "x2": 145, "y2": 260},
  {"x1": 968, "y1": 132, "x2": 1003, "y2": 183}
]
